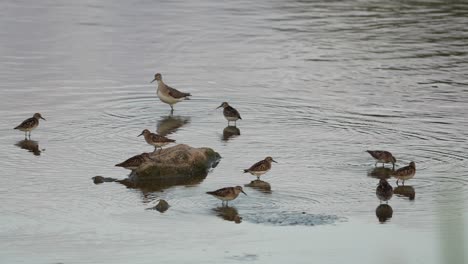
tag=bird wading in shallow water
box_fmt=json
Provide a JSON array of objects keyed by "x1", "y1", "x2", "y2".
[
  {"x1": 392, "y1": 161, "x2": 416, "y2": 186},
  {"x1": 216, "y1": 102, "x2": 242, "y2": 126},
  {"x1": 243, "y1": 156, "x2": 277, "y2": 180},
  {"x1": 151, "y1": 73, "x2": 191, "y2": 113},
  {"x1": 138, "y1": 129, "x2": 175, "y2": 153},
  {"x1": 14, "y1": 113, "x2": 46, "y2": 139},
  {"x1": 207, "y1": 186, "x2": 247, "y2": 206},
  {"x1": 366, "y1": 150, "x2": 396, "y2": 169}
]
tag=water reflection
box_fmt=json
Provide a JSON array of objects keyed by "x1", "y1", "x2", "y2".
[
  {"x1": 394, "y1": 185, "x2": 416, "y2": 200},
  {"x1": 212, "y1": 206, "x2": 242, "y2": 224},
  {"x1": 15, "y1": 139, "x2": 41, "y2": 156},
  {"x1": 117, "y1": 172, "x2": 208, "y2": 193},
  {"x1": 157, "y1": 115, "x2": 190, "y2": 136},
  {"x1": 367, "y1": 167, "x2": 393, "y2": 179},
  {"x1": 375, "y1": 204, "x2": 393, "y2": 223},
  {"x1": 245, "y1": 179, "x2": 272, "y2": 193},
  {"x1": 222, "y1": 126, "x2": 241, "y2": 141}
]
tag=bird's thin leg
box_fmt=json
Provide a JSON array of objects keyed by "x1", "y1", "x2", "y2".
[
  {"x1": 28, "y1": 132, "x2": 31, "y2": 139},
  {"x1": 392, "y1": 163, "x2": 395, "y2": 170},
  {"x1": 24, "y1": 132, "x2": 27, "y2": 139},
  {"x1": 375, "y1": 161, "x2": 378, "y2": 167},
  {"x1": 402, "y1": 180, "x2": 405, "y2": 186},
  {"x1": 396, "y1": 179, "x2": 399, "y2": 185}
]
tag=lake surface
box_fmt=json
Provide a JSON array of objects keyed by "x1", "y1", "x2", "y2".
[{"x1": 1, "y1": 0, "x2": 467, "y2": 263}]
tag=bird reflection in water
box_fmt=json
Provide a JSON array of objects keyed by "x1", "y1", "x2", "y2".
[
  {"x1": 375, "y1": 204, "x2": 393, "y2": 223},
  {"x1": 244, "y1": 179, "x2": 272, "y2": 194},
  {"x1": 367, "y1": 167, "x2": 393, "y2": 179},
  {"x1": 394, "y1": 185, "x2": 415, "y2": 200},
  {"x1": 222, "y1": 125, "x2": 241, "y2": 141},
  {"x1": 213, "y1": 206, "x2": 242, "y2": 224},
  {"x1": 157, "y1": 115, "x2": 190, "y2": 137},
  {"x1": 375, "y1": 179, "x2": 393, "y2": 223},
  {"x1": 15, "y1": 139, "x2": 42, "y2": 156}
]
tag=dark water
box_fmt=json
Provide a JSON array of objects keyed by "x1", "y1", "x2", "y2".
[{"x1": 1, "y1": 0, "x2": 467, "y2": 263}]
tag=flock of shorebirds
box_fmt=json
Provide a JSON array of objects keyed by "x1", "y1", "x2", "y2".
[{"x1": 13, "y1": 73, "x2": 416, "y2": 207}]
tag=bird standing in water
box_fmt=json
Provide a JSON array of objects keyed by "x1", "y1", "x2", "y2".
[
  {"x1": 151, "y1": 73, "x2": 191, "y2": 112},
  {"x1": 14, "y1": 113, "x2": 46, "y2": 139}
]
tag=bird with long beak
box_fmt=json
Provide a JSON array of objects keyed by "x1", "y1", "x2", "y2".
[
  {"x1": 217, "y1": 102, "x2": 242, "y2": 126},
  {"x1": 243, "y1": 156, "x2": 277, "y2": 180},
  {"x1": 151, "y1": 73, "x2": 191, "y2": 112},
  {"x1": 14, "y1": 113, "x2": 46, "y2": 139},
  {"x1": 207, "y1": 186, "x2": 247, "y2": 206},
  {"x1": 138, "y1": 129, "x2": 175, "y2": 153}
]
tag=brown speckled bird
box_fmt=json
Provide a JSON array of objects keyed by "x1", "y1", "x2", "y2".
[
  {"x1": 115, "y1": 153, "x2": 152, "y2": 171},
  {"x1": 217, "y1": 102, "x2": 242, "y2": 126},
  {"x1": 138, "y1": 129, "x2": 175, "y2": 153},
  {"x1": 206, "y1": 186, "x2": 247, "y2": 206},
  {"x1": 243, "y1": 156, "x2": 277, "y2": 180},
  {"x1": 366, "y1": 150, "x2": 396, "y2": 169},
  {"x1": 392, "y1": 161, "x2": 416, "y2": 185},
  {"x1": 14, "y1": 113, "x2": 46, "y2": 139}
]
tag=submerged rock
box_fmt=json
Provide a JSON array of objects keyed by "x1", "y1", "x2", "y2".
[
  {"x1": 92, "y1": 176, "x2": 117, "y2": 184},
  {"x1": 146, "y1": 199, "x2": 170, "y2": 213}
]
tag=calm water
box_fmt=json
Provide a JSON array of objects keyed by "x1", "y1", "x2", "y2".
[{"x1": 1, "y1": 0, "x2": 467, "y2": 263}]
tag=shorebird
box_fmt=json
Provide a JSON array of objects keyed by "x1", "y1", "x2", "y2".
[
  {"x1": 14, "y1": 113, "x2": 46, "y2": 139},
  {"x1": 216, "y1": 102, "x2": 242, "y2": 126},
  {"x1": 392, "y1": 161, "x2": 416, "y2": 185},
  {"x1": 151, "y1": 73, "x2": 191, "y2": 112},
  {"x1": 376, "y1": 179, "x2": 393, "y2": 203},
  {"x1": 243, "y1": 156, "x2": 277, "y2": 180},
  {"x1": 115, "y1": 153, "x2": 152, "y2": 171},
  {"x1": 206, "y1": 186, "x2": 247, "y2": 206},
  {"x1": 366, "y1": 150, "x2": 396, "y2": 169},
  {"x1": 138, "y1": 129, "x2": 175, "y2": 153}
]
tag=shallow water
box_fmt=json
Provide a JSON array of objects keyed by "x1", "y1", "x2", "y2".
[{"x1": 1, "y1": 0, "x2": 467, "y2": 263}]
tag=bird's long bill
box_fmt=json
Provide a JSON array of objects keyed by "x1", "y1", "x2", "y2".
[
  {"x1": 150, "y1": 78, "x2": 157, "y2": 83},
  {"x1": 216, "y1": 105, "x2": 222, "y2": 109},
  {"x1": 40, "y1": 117, "x2": 46, "y2": 120},
  {"x1": 272, "y1": 159, "x2": 278, "y2": 163},
  {"x1": 241, "y1": 190, "x2": 247, "y2": 195},
  {"x1": 137, "y1": 132, "x2": 144, "y2": 137}
]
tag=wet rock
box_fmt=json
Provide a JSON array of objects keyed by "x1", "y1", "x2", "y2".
[
  {"x1": 117, "y1": 144, "x2": 220, "y2": 191},
  {"x1": 147, "y1": 199, "x2": 170, "y2": 213},
  {"x1": 92, "y1": 176, "x2": 117, "y2": 184},
  {"x1": 133, "y1": 144, "x2": 220, "y2": 179}
]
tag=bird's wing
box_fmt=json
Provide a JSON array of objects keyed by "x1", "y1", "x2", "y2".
[
  {"x1": 248, "y1": 160, "x2": 269, "y2": 171},
  {"x1": 166, "y1": 85, "x2": 191, "y2": 99},
  {"x1": 207, "y1": 187, "x2": 232, "y2": 196},
  {"x1": 225, "y1": 106, "x2": 241, "y2": 119},
  {"x1": 15, "y1": 117, "x2": 36, "y2": 129},
  {"x1": 151, "y1": 133, "x2": 175, "y2": 143}
]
